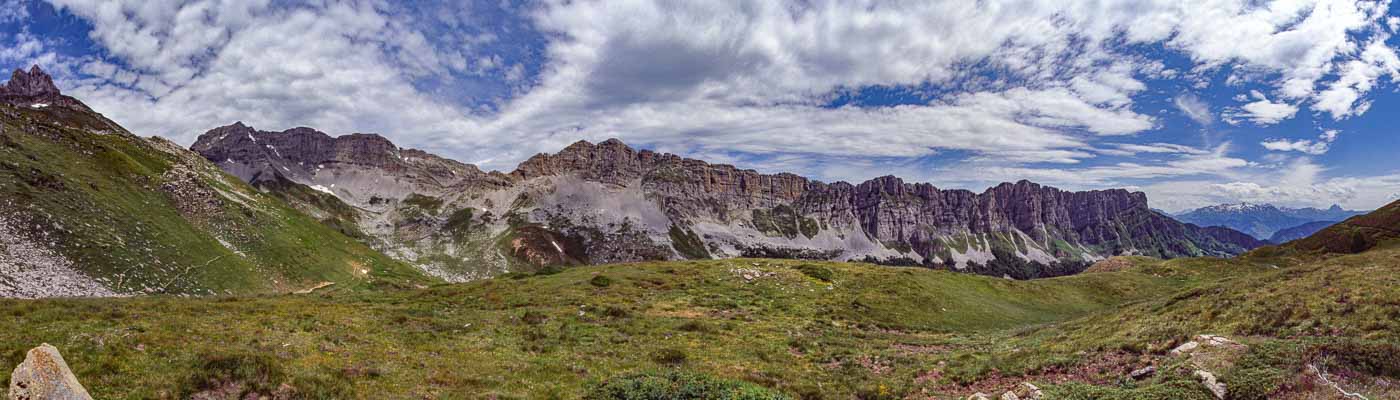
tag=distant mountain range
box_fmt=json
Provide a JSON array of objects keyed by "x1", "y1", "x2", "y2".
[
  {"x1": 191, "y1": 122, "x2": 1264, "y2": 281},
  {"x1": 1174, "y1": 202, "x2": 1367, "y2": 241}
]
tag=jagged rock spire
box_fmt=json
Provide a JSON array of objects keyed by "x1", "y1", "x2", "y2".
[{"x1": 2, "y1": 65, "x2": 61, "y2": 97}]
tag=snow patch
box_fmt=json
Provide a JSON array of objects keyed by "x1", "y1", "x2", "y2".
[
  {"x1": 29, "y1": 103, "x2": 48, "y2": 109},
  {"x1": 309, "y1": 185, "x2": 336, "y2": 196}
]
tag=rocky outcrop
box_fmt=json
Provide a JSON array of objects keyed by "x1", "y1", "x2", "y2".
[
  {"x1": 191, "y1": 123, "x2": 512, "y2": 206},
  {"x1": 7, "y1": 344, "x2": 93, "y2": 400},
  {"x1": 0, "y1": 66, "x2": 90, "y2": 112},
  {"x1": 193, "y1": 129, "x2": 1265, "y2": 280}
]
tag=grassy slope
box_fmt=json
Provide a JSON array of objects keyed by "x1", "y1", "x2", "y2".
[
  {"x1": 0, "y1": 104, "x2": 428, "y2": 295},
  {"x1": 0, "y1": 258, "x2": 1184, "y2": 399},
  {"x1": 967, "y1": 246, "x2": 1400, "y2": 399},
  {"x1": 1, "y1": 243, "x2": 1396, "y2": 398},
  {"x1": 1286, "y1": 199, "x2": 1400, "y2": 254}
]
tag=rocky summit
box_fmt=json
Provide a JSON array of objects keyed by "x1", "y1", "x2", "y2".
[
  {"x1": 0, "y1": 66, "x2": 90, "y2": 112},
  {"x1": 193, "y1": 125, "x2": 1264, "y2": 281}
]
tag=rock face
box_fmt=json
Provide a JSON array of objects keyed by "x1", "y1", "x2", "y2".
[
  {"x1": 193, "y1": 127, "x2": 1265, "y2": 280},
  {"x1": 8, "y1": 343, "x2": 93, "y2": 400},
  {"x1": 0, "y1": 66, "x2": 90, "y2": 111}
]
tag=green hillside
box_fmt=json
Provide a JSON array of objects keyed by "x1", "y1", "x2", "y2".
[
  {"x1": 4, "y1": 249, "x2": 1389, "y2": 399},
  {"x1": 1286, "y1": 199, "x2": 1400, "y2": 255},
  {"x1": 0, "y1": 103, "x2": 430, "y2": 296}
]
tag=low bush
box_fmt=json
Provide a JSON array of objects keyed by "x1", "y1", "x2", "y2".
[
  {"x1": 793, "y1": 264, "x2": 834, "y2": 282},
  {"x1": 591, "y1": 275, "x2": 614, "y2": 287}
]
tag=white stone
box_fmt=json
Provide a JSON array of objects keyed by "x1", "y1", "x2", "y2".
[
  {"x1": 1195, "y1": 370, "x2": 1227, "y2": 400},
  {"x1": 1171, "y1": 341, "x2": 1200, "y2": 355}
]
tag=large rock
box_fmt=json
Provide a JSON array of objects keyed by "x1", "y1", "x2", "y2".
[
  {"x1": 1194, "y1": 370, "x2": 1226, "y2": 400},
  {"x1": 8, "y1": 344, "x2": 93, "y2": 400}
]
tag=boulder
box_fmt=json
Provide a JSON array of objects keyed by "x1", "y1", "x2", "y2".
[
  {"x1": 967, "y1": 392, "x2": 992, "y2": 400},
  {"x1": 1194, "y1": 370, "x2": 1226, "y2": 400},
  {"x1": 1013, "y1": 382, "x2": 1043, "y2": 399},
  {"x1": 1170, "y1": 340, "x2": 1200, "y2": 355},
  {"x1": 8, "y1": 343, "x2": 93, "y2": 400},
  {"x1": 1129, "y1": 365, "x2": 1157, "y2": 380}
]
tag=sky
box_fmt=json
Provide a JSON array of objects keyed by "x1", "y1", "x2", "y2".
[{"x1": 2, "y1": 0, "x2": 1400, "y2": 212}]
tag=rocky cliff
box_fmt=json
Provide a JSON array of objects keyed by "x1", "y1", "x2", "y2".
[{"x1": 193, "y1": 125, "x2": 1263, "y2": 280}]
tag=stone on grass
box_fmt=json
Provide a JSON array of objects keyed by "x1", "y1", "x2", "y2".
[{"x1": 8, "y1": 343, "x2": 92, "y2": 400}]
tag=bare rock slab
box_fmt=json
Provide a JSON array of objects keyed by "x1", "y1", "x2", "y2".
[{"x1": 8, "y1": 344, "x2": 92, "y2": 400}]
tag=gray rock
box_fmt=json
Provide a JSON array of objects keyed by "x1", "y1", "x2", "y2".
[
  {"x1": 1016, "y1": 382, "x2": 1043, "y2": 399},
  {"x1": 8, "y1": 343, "x2": 93, "y2": 400},
  {"x1": 1171, "y1": 341, "x2": 1200, "y2": 355},
  {"x1": 1194, "y1": 370, "x2": 1226, "y2": 400},
  {"x1": 1129, "y1": 365, "x2": 1157, "y2": 380}
]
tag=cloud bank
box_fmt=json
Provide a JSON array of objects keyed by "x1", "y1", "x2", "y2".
[{"x1": 5, "y1": 0, "x2": 1400, "y2": 211}]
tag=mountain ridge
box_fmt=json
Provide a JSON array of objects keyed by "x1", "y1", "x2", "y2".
[
  {"x1": 191, "y1": 122, "x2": 1264, "y2": 281},
  {"x1": 1174, "y1": 202, "x2": 1367, "y2": 240},
  {"x1": 0, "y1": 66, "x2": 430, "y2": 297}
]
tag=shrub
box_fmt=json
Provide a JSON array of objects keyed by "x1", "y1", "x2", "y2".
[
  {"x1": 677, "y1": 320, "x2": 711, "y2": 333},
  {"x1": 522, "y1": 310, "x2": 548, "y2": 325},
  {"x1": 401, "y1": 193, "x2": 443, "y2": 212},
  {"x1": 585, "y1": 371, "x2": 791, "y2": 400},
  {"x1": 182, "y1": 353, "x2": 287, "y2": 398},
  {"x1": 1225, "y1": 366, "x2": 1285, "y2": 400},
  {"x1": 591, "y1": 275, "x2": 614, "y2": 287},
  {"x1": 604, "y1": 306, "x2": 631, "y2": 319},
  {"x1": 652, "y1": 348, "x2": 689, "y2": 365},
  {"x1": 793, "y1": 264, "x2": 834, "y2": 282}
]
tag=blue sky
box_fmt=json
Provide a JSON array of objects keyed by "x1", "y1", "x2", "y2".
[{"x1": 3, "y1": 0, "x2": 1400, "y2": 212}]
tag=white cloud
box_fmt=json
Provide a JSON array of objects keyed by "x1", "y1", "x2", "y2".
[
  {"x1": 1144, "y1": 158, "x2": 1399, "y2": 212},
  {"x1": 1174, "y1": 95, "x2": 1212, "y2": 125},
  {"x1": 1260, "y1": 129, "x2": 1341, "y2": 155},
  {"x1": 0, "y1": 0, "x2": 28, "y2": 23},
  {"x1": 1314, "y1": 32, "x2": 1400, "y2": 119},
  {"x1": 13, "y1": 0, "x2": 1400, "y2": 214},
  {"x1": 1223, "y1": 92, "x2": 1299, "y2": 125}
]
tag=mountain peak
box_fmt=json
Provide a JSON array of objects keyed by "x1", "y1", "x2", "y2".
[{"x1": 3, "y1": 64, "x2": 61, "y2": 97}]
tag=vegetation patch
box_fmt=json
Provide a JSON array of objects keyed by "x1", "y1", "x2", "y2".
[
  {"x1": 669, "y1": 225, "x2": 711, "y2": 259},
  {"x1": 792, "y1": 264, "x2": 833, "y2": 282},
  {"x1": 585, "y1": 371, "x2": 790, "y2": 400},
  {"x1": 401, "y1": 193, "x2": 443, "y2": 212},
  {"x1": 751, "y1": 205, "x2": 820, "y2": 239}
]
